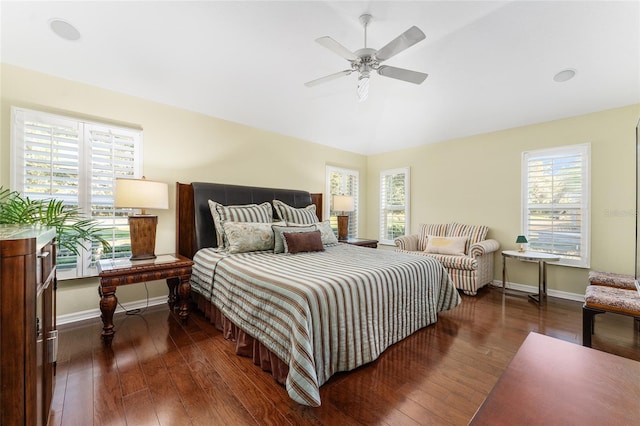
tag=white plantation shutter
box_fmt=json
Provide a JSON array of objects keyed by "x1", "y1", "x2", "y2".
[
  {"x1": 522, "y1": 144, "x2": 590, "y2": 267},
  {"x1": 325, "y1": 166, "x2": 359, "y2": 238},
  {"x1": 379, "y1": 168, "x2": 410, "y2": 245},
  {"x1": 11, "y1": 107, "x2": 142, "y2": 279}
]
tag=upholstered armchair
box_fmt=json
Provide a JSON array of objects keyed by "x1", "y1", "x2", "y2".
[{"x1": 394, "y1": 223, "x2": 500, "y2": 295}]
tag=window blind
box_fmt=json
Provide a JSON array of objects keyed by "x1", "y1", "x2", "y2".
[
  {"x1": 11, "y1": 107, "x2": 142, "y2": 279},
  {"x1": 379, "y1": 168, "x2": 410, "y2": 245},
  {"x1": 522, "y1": 144, "x2": 590, "y2": 268}
]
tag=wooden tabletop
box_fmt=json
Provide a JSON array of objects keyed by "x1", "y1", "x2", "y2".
[
  {"x1": 97, "y1": 254, "x2": 192, "y2": 275},
  {"x1": 470, "y1": 332, "x2": 640, "y2": 425}
]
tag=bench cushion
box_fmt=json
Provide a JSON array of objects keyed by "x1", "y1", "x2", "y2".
[
  {"x1": 588, "y1": 271, "x2": 636, "y2": 290},
  {"x1": 585, "y1": 285, "x2": 640, "y2": 316}
]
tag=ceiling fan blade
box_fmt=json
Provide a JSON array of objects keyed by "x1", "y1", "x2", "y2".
[
  {"x1": 315, "y1": 36, "x2": 358, "y2": 61},
  {"x1": 375, "y1": 26, "x2": 426, "y2": 62},
  {"x1": 377, "y1": 65, "x2": 428, "y2": 85},
  {"x1": 304, "y1": 70, "x2": 352, "y2": 87}
]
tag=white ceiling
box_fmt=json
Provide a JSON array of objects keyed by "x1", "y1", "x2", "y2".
[{"x1": 2, "y1": 1, "x2": 639, "y2": 155}]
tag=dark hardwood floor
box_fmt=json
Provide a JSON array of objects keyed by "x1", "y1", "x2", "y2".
[{"x1": 50, "y1": 286, "x2": 639, "y2": 426}]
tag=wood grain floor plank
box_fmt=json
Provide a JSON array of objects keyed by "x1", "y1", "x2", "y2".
[
  {"x1": 93, "y1": 368, "x2": 126, "y2": 426},
  {"x1": 140, "y1": 355, "x2": 193, "y2": 426},
  {"x1": 162, "y1": 348, "x2": 222, "y2": 425},
  {"x1": 180, "y1": 343, "x2": 259, "y2": 425},
  {"x1": 196, "y1": 338, "x2": 293, "y2": 425},
  {"x1": 122, "y1": 389, "x2": 160, "y2": 426},
  {"x1": 60, "y1": 368, "x2": 94, "y2": 426}
]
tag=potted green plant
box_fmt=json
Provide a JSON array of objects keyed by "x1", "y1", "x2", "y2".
[{"x1": 0, "y1": 187, "x2": 110, "y2": 255}]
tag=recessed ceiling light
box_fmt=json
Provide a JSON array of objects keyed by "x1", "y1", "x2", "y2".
[
  {"x1": 49, "y1": 19, "x2": 81, "y2": 41},
  {"x1": 553, "y1": 68, "x2": 577, "y2": 83}
]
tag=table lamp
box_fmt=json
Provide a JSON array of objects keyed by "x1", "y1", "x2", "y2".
[
  {"x1": 115, "y1": 177, "x2": 169, "y2": 260},
  {"x1": 516, "y1": 235, "x2": 528, "y2": 253},
  {"x1": 333, "y1": 195, "x2": 354, "y2": 241}
]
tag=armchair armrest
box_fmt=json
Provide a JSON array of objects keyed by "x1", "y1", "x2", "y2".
[
  {"x1": 469, "y1": 239, "x2": 500, "y2": 257},
  {"x1": 394, "y1": 234, "x2": 420, "y2": 251}
]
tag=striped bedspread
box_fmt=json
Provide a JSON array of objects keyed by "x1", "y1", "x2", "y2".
[{"x1": 191, "y1": 244, "x2": 461, "y2": 406}]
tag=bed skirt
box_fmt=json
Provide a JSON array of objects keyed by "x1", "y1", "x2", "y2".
[{"x1": 192, "y1": 291, "x2": 289, "y2": 385}]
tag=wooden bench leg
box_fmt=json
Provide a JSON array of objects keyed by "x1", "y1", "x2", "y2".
[{"x1": 582, "y1": 305, "x2": 604, "y2": 347}]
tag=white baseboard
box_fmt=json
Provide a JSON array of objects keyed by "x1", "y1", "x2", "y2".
[
  {"x1": 56, "y1": 295, "x2": 168, "y2": 325},
  {"x1": 492, "y1": 280, "x2": 584, "y2": 302}
]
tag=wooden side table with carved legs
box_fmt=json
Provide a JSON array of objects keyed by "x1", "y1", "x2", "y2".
[{"x1": 97, "y1": 254, "x2": 193, "y2": 343}]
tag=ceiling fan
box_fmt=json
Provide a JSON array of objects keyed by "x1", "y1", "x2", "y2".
[{"x1": 305, "y1": 14, "x2": 428, "y2": 101}]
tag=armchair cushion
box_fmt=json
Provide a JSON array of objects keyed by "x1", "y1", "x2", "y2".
[{"x1": 423, "y1": 253, "x2": 478, "y2": 271}]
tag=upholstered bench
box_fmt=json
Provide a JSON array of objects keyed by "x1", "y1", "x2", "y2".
[{"x1": 582, "y1": 271, "x2": 640, "y2": 347}]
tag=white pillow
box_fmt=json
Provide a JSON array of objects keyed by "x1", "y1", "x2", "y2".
[{"x1": 425, "y1": 235, "x2": 468, "y2": 256}]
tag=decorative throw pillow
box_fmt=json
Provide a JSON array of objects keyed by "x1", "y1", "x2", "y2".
[
  {"x1": 207, "y1": 200, "x2": 226, "y2": 247},
  {"x1": 282, "y1": 230, "x2": 324, "y2": 254},
  {"x1": 425, "y1": 235, "x2": 468, "y2": 256},
  {"x1": 209, "y1": 201, "x2": 273, "y2": 248},
  {"x1": 272, "y1": 224, "x2": 316, "y2": 253},
  {"x1": 273, "y1": 199, "x2": 318, "y2": 224},
  {"x1": 314, "y1": 220, "x2": 339, "y2": 246},
  {"x1": 223, "y1": 222, "x2": 277, "y2": 254}
]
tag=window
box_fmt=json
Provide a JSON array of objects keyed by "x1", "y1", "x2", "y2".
[
  {"x1": 11, "y1": 107, "x2": 142, "y2": 279},
  {"x1": 522, "y1": 144, "x2": 590, "y2": 268},
  {"x1": 379, "y1": 167, "x2": 410, "y2": 245},
  {"x1": 325, "y1": 166, "x2": 359, "y2": 238}
]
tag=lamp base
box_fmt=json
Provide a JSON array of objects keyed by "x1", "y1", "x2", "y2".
[
  {"x1": 337, "y1": 215, "x2": 349, "y2": 241},
  {"x1": 128, "y1": 215, "x2": 158, "y2": 260},
  {"x1": 518, "y1": 244, "x2": 526, "y2": 253}
]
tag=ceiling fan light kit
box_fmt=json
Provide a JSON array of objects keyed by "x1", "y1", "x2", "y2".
[{"x1": 305, "y1": 14, "x2": 428, "y2": 101}]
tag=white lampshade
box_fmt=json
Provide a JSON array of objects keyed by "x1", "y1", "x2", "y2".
[
  {"x1": 115, "y1": 178, "x2": 169, "y2": 210},
  {"x1": 333, "y1": 195, "x2": 354, "y2": 212}
]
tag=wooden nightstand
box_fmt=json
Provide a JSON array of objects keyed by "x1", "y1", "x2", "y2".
[
  {"x1": 341, "y1": 238, "x2": 378, "y2": 248},
  {"x1": 97, "y1": 254, "x2": 193, "y2": 343}
]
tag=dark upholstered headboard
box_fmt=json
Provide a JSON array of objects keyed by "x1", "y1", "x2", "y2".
[{"x1": 176, "y1": 182, "x2": 323, "y2": 259}]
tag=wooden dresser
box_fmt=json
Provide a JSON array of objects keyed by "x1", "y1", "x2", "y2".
[{"x1": 0, "y1": 225, "x2": 57, "y2": 425}]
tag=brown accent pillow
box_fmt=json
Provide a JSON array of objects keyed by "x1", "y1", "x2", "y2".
[{"x1": 282, "y1": 230, "x2": 324, "y2": 254}]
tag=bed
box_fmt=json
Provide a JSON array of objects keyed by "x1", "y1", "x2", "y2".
[{"x1": 176, "y1": 182, "x2": 461, "y2": 407}]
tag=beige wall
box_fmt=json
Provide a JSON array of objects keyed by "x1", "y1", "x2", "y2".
[
  {"x1": 367, "y1": 104, "x2": 640, "y2": 295},
  {"x1": 1, "y1": 64, "x2": 366, "y2": 316},
  {"x1": 3, "y1": 64, "x2": 639, "y2": 315}
]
